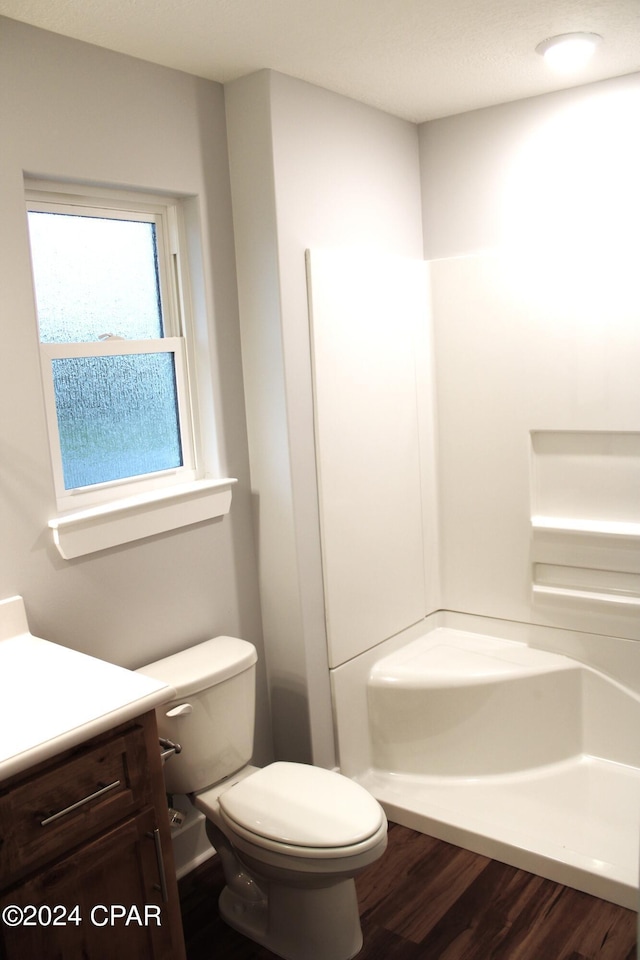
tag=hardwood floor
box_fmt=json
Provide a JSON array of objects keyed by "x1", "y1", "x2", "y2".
[{"x1": 179, "y1": 822, "x2": 638, "y2": 960}]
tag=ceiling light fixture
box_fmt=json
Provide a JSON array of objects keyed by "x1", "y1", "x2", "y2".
[{"x1": 536, "y1": 32, "x2": 602, "y2": 72}]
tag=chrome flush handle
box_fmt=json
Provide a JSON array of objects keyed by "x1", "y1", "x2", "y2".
[{"x1": 158, "y1": 737, "x2": 182, "y2": 762}]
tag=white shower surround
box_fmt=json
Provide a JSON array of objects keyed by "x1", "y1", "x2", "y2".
[
  {"x1": 223, "y1": 75, "x2": 640, "y2": 918},
  {"x1": 309, "y1": 244, "x2": 640, "y2": 909},
  {"x1": 331, "y1": 612, "x2": 640, "y2": 909}
]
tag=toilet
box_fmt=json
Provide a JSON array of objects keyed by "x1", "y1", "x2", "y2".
[{"x1": 139, "y1": 636, "x2": 387, "y2": 960}]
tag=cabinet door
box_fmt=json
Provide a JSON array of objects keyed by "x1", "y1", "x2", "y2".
[
  {"x1": 0, "y1": 724, "x2": 150, "y2": 883},
  {"x1": 0, "y1": 808, "x2": 175, "y2": 960}
]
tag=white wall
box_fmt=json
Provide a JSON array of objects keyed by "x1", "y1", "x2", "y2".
[
  {"x1": 420, "y1": 73, "x2": 640, "y2": 261},
  {"x1": 225, "y1": 71, "x2": 426, "y2": 764},
  {"x1": 0, "y1": 18, "x2": 272, "y2": 764},
  {"x1": 307, "y1": 249, "x2": 434, "y2": 667},
  {"x1": 420, "y1": 74, "x2": 640, "y2": 649}
]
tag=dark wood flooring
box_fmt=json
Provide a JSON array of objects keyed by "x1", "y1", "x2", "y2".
[{"x1": 179, "y1": 822, "x2": 638, "y2": 960}]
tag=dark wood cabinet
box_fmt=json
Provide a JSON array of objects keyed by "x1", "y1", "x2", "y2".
[{"x1": 0, "y1": 712, "x2": 185, "y2": 960}]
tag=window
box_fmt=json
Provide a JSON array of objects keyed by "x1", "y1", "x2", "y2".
[
  {"x1": 26, "y1": 185, "x2": 197, "y2": 511},
  {"x1": 25, "y1": 182, "x2": 236, "y2": 560}
]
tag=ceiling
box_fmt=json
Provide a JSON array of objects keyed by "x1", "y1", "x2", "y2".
[{"x1": 1, "y1": 0, "x2": 639, "y2": 122}]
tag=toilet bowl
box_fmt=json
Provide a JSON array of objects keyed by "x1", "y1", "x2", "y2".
[
  {"x1": 139, "y1": 637, "x2": 387, "y2": 960},
  {"x1": 197, "y1": 762, "x2": 387, "y2": 960}
]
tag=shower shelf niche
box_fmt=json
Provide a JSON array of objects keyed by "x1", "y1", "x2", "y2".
[
  {"x1": 532, "y1": 583, "x2": 640, "y2": 607},
  {"x1": 530, "y1": 516, "x2": 640, "y2": 609},
  {"x1": 531, "y1": 515, "x2": 640, "y2": 538}
]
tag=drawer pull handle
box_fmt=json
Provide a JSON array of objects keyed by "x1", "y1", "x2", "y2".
[
  {"x1": 147, "y1": 828, "x2": 169, "y2": 903},
  {"x1": 40, "y1": 779, "x2": 121, "y2": 826}
]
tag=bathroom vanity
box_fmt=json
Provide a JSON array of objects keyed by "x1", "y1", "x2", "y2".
[{"x1": 0, "y1": 597, "x2": 186, "y2": 959}]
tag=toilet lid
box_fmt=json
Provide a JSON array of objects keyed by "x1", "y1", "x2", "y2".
[{"x1": 218, "y1": 762, "x2": 384, "y2": 848}]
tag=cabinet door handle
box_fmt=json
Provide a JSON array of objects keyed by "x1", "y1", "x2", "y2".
[
  {"x1": 147, "y1": 828, "x2": 169, "y2": 903},
  {"x1": 40, "y1": 779, "x2": 121, "y2": 826}
]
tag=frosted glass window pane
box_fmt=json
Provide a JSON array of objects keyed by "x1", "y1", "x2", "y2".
[
  {"x1": 28, "y1": 212, "x2": 163, "y2": 343},
  {"x1": 52, "y1": 353, "x2": 182, "y2": 489}
]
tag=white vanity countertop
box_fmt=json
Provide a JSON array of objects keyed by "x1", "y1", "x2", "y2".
[{"x1": 0, "y1": 598, "x2": 175, "y2": 782}]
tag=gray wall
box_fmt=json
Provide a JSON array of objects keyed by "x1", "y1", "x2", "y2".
[
  {"x1": 0, "y1": 17, "x2": 272, "y2": 764},
  {"x1": 225, "y1": 70, "x2": 424, "y2": 765}
]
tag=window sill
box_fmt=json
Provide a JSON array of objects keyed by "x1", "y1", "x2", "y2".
[{"x1": 48, "y1": 478, "x2": 237, "y2": 559}]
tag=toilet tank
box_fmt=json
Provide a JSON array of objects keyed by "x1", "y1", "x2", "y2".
[{"x1": 138, "y1": 636, "x2": 258, "y2": 795}]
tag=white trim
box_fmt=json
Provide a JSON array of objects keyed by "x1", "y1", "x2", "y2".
[
  {"x1": 40, "y1": 338, "x2": 197, "y2": 509},
  {"x1": 532, "y1": 584, "x2": 640, "y2": 607},
  {"x1": 42, "y1": 338, "x2": 183, "y2": 359},
  {"x1": 531, "y1": 516, "x2": 640, "y2": 538},
  {"x1": 26, "y1": 195, "x2": 177, "y2": 337},
  {"x1": 25, "y1": 183, "x2": 208, "y2": 516},
  {"x1": 48, "y1": 478, "x2": 237, "y2": 559}
]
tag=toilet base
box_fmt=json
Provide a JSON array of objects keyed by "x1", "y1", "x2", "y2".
[{"x1": 218, "y1": 875, "x2": 363, "y2": 960}]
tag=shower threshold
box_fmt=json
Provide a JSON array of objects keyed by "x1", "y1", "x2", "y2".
[{"x1": 359, "y1": 753, "x2": 640, "y2": 909}]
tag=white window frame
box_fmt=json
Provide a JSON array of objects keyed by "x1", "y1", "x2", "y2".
[
  {"x1": 26, "y1": 184, "x2": 198, "y2": 512},
  {"x1": 25, "y1": 181, "x2": 236, "y2": 559}
]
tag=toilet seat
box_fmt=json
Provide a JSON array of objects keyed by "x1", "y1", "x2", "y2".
[{"x1": 217, "y1": 762, "x2": 386, "y2": 859}]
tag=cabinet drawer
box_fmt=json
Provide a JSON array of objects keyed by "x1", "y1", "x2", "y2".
[{"x1": 0, "y1": 724, "x2": 151, "y2": 881}]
